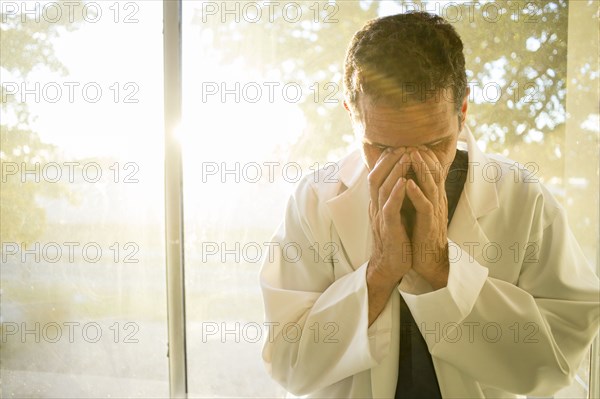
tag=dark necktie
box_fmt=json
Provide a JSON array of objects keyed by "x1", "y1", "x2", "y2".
[{"x1": 395, "y1": 149, "x2": 469, "y2": 399}]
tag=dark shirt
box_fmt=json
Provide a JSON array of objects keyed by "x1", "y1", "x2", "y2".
[{"x1": 395, "y1": 149, "x2": 469, "y2": 399}]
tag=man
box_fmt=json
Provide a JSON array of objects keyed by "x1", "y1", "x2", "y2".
[{"x1": 260, "y1": 12, "x2": 599, "y2": 398}]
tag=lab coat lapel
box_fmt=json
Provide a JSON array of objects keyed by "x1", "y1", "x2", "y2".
[
  {"x1": 325, "y1": 151, "x2": 371, "y2": 270},
  {"x1": 448, "y1": 126, "x2": 499, "y2": 263}
]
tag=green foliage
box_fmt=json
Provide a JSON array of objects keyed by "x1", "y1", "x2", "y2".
[
  {"x1": 193, "y1": 1, "x2": 380, "y2": 163},
  {"x1": 1, "y1": 9, "x2": 83, "y2": 245},
  {"x1": 193, "y1": 0, "x2": 579, "y2": 165},
  {"x1": 192, "y1": 0, "x2": 598, "y2": 253}
]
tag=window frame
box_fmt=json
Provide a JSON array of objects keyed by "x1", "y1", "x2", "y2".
[{"x1": 163, "y1": 0, "x2": 187, "y2": 398}]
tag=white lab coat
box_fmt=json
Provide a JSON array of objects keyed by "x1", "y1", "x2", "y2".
[{"x1": 260, "y1": 127, "x2": 600, "y2": 398}]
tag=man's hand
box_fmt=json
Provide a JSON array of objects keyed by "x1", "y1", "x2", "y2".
[
  {"x1": 366, "y1": 147, "x2": 413, "y2": 325},
  {"x1": 406, "y1": 148, "x2": 450, "y2": 290}
]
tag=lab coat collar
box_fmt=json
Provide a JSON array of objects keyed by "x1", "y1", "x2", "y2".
[{"x1": 459, "y1": 125, "x2": 500, "y2": 219}]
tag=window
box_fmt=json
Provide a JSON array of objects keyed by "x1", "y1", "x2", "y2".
[
  {"x1": 1, "y1": 1, "x2": 598, "y2": 398},
  {"x1": 1, "y1": 2, "x2": 168, "y2": 397}
]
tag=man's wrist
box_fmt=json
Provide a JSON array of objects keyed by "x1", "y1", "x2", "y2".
[
  {"x1": 422, "y1": 262, "x2": 449, "y2": 290},
  {"x1": 366, "y1": 260, "x2": 401, "y2": 293},
  {"x1": 415, "y1": 245, "x2": 450, "y2": 290},
  {"x1": 428, "y1": 267, "x2": 450, "y2": 290}
]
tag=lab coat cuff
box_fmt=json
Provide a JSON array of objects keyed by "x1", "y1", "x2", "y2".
[
  {"x1": 356, "y1": 262, "x2": 392, "y2": 363},
  {"x1": 399, "y1": 239, "x2": 488, "y2": 349}
]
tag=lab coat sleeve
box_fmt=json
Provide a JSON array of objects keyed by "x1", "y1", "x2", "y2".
[
  {"x1": 400, "y1": 194, "x2": 600, "y2": 396},
  {"x1": 260, "y1": 177, "x2": 390, "y2": 396}
]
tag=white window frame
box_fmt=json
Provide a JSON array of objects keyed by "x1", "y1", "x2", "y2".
[{"x1": 163, "y1": 0, "x2": 187, "y2": 398}]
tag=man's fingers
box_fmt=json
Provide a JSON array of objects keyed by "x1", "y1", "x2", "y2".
[
  {"x1": 378, "y1": 153, "x2": 410, "y2": 210},
  {"x1": 420, "y1": 149, "x2": 450, "y2": 204},
  {"x1": 383, "y1": 176, "x2": 407, "y2": 219},
  {"x1": 406, "y1": 178, "x2": 433, "y2": 215},
  {"x1": 420, "y1": 149, "x2": 447, "y2": 184},
  {"x1": 368, "y1": 148, "x2": 405, "y2": 209},
  {"x1": 398, "y1": 150, "x2": 412, "y2": 179},
  {"x1": 368, "y1": 149, "x2": 393, "y2": 207},
  {"x1": 410, "y1": 150, "x2": 438, "y2": 203}
]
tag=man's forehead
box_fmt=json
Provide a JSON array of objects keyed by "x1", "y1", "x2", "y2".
[{"x1": 357, "y1": 96, "x2": 457, "y2": 145}]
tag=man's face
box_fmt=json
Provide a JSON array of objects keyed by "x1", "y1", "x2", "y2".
[
  {"x1": 349, "y1": 91, "x2": 468, "y2": 229},
  {"x1": 352, "y1": 93, "x2": 465, "y2": 179}
]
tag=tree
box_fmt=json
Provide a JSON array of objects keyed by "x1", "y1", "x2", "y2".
[
  {"x1": 0, "y1": 6, "x2": 85, "y2": 245},
  {"x1": 192, "y1": 0, "x2": 598, "y2": 252},
  {"x1": 193, "y1": 1, "x2": 573, "y2": 164}
]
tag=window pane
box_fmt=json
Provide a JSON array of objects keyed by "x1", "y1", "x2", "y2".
[
  {"x1": 0, "y1": 2, "x2": 168, "y2": 397},
  {"x1": 181, "y1": 1, "x2": 357, "y2": 396}
]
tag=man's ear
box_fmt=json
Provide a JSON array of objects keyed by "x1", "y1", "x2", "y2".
[
  {"x1": 343, "y1": 100, "x2": 350, "y2": 112},
  {"x1": 459, "y1": 87, "x2": 470, "y2": 130}
]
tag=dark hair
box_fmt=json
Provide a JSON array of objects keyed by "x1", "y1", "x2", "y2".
[{"x1": 344, "y1": 12, "x2": 467, "y2": 114}]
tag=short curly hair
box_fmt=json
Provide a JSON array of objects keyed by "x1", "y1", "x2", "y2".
[{"x1": 344, "y1": 12, "x2": 467, "y2": 114}]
